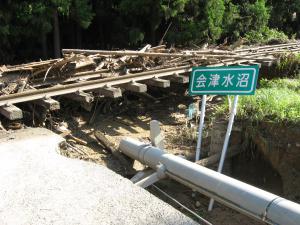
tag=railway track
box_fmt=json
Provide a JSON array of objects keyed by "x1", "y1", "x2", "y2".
[
  {"x1": 0, "y1": 65, "x2": 191, "y2": 106},
  {"x1": 0, "y1": 42, "x2": 299, "y2": 121}
]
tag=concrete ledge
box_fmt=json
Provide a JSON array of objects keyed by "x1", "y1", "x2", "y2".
[{"x1": 0, "y1": 128, "x2": 197, "y2": 225}]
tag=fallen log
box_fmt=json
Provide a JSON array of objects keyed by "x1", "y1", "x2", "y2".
[
  {"x1": 94, "y1": 130, "x2": 134, "y2": 173},
  {"x1": 195, "y1": 148, "x2": 241, "y2": 167},
  {"x1": 67, "y1": 134, "x2": 88, "y2": 145}
]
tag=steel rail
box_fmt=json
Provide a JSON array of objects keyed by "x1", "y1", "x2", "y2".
[
  {"x1": 63, "y1": 49, "x2": 296, "y2": 65},
  {"x1": 32, "y1": 58, "x2": 254, "y2": 87},
  {"x1": 62, "y1": 49, "x2": 269, "y2": 60},
  {"x1": 62, "y1": 49, "x2": 237, "y2": 57},
  {"x1": 0, "y1": 65, "x2": 191, "y2": 106},
  {"x1": 233, "y1": 42, "x2": 300, "y2": 53},
  {"x1": 238, "y1": 47, "x2": 300, "y2": 56},
  {"x1": 0, "y1": 58, "x2": 261, "y2": 106},
  {"x1": 31, "y1": 58, "x2": 256, "y2": 88},
  {"x1": 32, "y1": 73, "x2": 113, "y2": 88},
  {"x1": 63, "y1": 42, "x2": 300, "y2": 58}
]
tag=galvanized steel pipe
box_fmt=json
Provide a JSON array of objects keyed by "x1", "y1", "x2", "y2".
[{"x1": 119, "y1": 137, "x2": 300, "y2": 225}]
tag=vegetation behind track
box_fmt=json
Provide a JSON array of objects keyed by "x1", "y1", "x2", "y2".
[{"x1": 0, "y1": 0, "x2": 300, "y2": 63}]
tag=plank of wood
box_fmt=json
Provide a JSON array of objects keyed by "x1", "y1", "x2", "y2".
[
  {"x1": 167, "y1": 74, "x2": 189, "y2": 83},
  {"x1": 34, "y1": 98, "x2": 60, "y2": 111},
  {"x1": 95, "y1": 86, "x2": 122, "y2": 98},
  {"x1": 195, "y1": 148, "x2": 240, "y2": 167},
  {"x1": 143, "y1": 78, "x2": 170, "y2": 88},
  {"x1": 64, "y1": 91, "x2": 94, "y2": 103},
  {"x1": 120, "y1": 82, "x2": 147, "y2": 93},
  {"x1": 94, "y1": 131, "x2": 134, "y2": 173},
  {"x1": 0, "y1": 105, "x2": 23, "y2": 120}
]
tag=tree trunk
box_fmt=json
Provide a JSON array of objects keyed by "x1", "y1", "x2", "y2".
[
  {"x1": 150, "y1": 26, "x2": 156, "y2": 45},
  {"x1": 41, "y1": 32, "x2": 48, "y2": 59},
  {"x1": 53, "y1": 9, "x2": 61, "y2": 58},
  {"x1": 76, "y1": 24, "x2": 82, "y2": 48}
]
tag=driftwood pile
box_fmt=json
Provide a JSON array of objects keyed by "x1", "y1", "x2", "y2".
[{"x1": 1, "y1": 41, "x2": 300, "y2": 97}]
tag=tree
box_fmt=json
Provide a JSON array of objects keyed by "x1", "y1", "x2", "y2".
[
  {"x1": 50, "y1": 0, "x2": 94, "y2": 57},
  {"x1": 268, "y1": 0, "x2": 300, "y2": 37},
  {"x1": 0, "y1": 0, "x2": 94, "y2": 62},
  {"x1": 118, "y1": 0, "x2": 189, "y2": 45},
  {"x1": 205, "y1": 0, "x2": 225, "y2": 41},
  {"x1": 222, "y1": 0, "x2": 240, "y2": 41},
  {"x1": 0, "y1": 0, "x2": 298, "y2": 63}
]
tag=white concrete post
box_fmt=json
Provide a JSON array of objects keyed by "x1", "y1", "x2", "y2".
[
  {"x1": 150, "y1": 120, "x2": 164, "y2": 150},
  {"x1": 208, "y1": 95, "x2": 239, "y2": 211}
]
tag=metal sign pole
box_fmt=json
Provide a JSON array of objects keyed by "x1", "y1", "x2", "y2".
[
  {"x1": 208, "y1": 95, "x2": 239, "y2": 211},
  {"x1": 195, "y1": 95, "x2": 207, "y2": 161}
]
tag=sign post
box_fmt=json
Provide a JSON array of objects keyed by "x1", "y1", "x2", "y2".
[
  {"x1": 189, "y1": 65, "x2": 259, "y2": 211},
  {"x1": 207, "y1": 95, "x2": 239, "y2": 211},
  {"x1": 195, "y1": 94, "x2": 206, "y2": 161}
]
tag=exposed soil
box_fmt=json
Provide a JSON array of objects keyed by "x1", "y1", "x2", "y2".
[
  {"x1": 4, "y1": 83, "x2": 295, "y2": 224},
  {"x1": 49, "y1": 84, "x2": 267, "y2": 225},
  {"x1": 243, "y1": 122, "x2": 300, "y2": 201}
]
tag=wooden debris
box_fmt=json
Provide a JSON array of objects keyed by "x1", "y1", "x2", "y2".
[
  {"x1": 64, "y1": 91, "x2": 94, "y2": 103},
  {"x1": 120, "y1": 82, "x2": 147, "y2": 93},
  {"x1": 52, "y1": 122, "x2": 71, "y2": 136},
  {"x1": 195, "y1": 148, "x2": 240, "y2": 167},
  {"x1": 0, "y1": 105, "x2": 23, "y2": 120},
  {"x1": 94, "y1": 130, "x2": 133, "y2": 171},
  {"x1": 34, "y1": 98, "x2": 60, "y2": 111},
  {"x1": 167, "y1": 74, "x2": 189, "y2": 83},
  {"x1": 0, "y1": 42, "x2": 300, "y2": 108},
  {"x1": 67, "y1": 134, "x2": 88, "y2": 145},
  {"x1": 143, "y1": 78, "x2": 170, "y2": 88},
  {"x1": 95, "y1": 86, "x2": 122, "y2": 98}
]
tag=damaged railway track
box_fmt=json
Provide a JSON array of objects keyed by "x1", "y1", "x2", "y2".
[
  {"x1": 0, "y1": 65, "x2": 191, "y2": 106},
  {"x1": 0, "y1": 42, "x2": 300, "y2": 121}
]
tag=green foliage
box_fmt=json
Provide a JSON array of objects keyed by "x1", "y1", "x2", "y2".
[
  {"x1": 217, "y1": 78, "x2": 300, "y2": 124},
  {"x1": 71, "y1": 0, "x2": 94, "y2": 28},
  {"x1": 51, "y1": 0, "x2": 72, "y2": 15},
  {"x1": 205, "y1": 0, "x2": 225, "y2": 41},
  {"x1": 129, "y1": 28, "x2": 145, "y2": 45},
  {"x1": 161, "y1": 0, "x2": 189, "y2": 20},
  {"x1": 260, "y1": 78, "x2": 300, "y2": 93},
  {"x1": 118, "y1": 0, "x2": 190, "y2": 44},
  {"x1": 245, "y1": 0, "x2": 269, "y2": 31},
  {"x1": 222, "y1": 0, "x2": 240, "y2": 40},
  {"x1": 1, "y1": 0, "x2": 299, "y2": 62},
  {"x1": 244, "y1": 27, "x2": 288, "y2": 44},
  {"x1": 268, "y1": 0, "x2": 300, "y2": 37},
  {"x1": 166, "y1": 19, "x2": 207, "y2": 45},
  {"x1": 275, "y1": 53, "x2": 300, "y2": 77},
  {"x1": 0, "y1": 0, "x2": 94, "y2": 62}
]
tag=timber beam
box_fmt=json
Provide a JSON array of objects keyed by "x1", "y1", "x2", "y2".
[
  {"x1": 64, "y1": 91, "x2": 94, "y2": 111},
  {"x1": 167, "y1": 73, "x2": 189, "y2": 83},
  {"x1": 120, "y1": 81, "x2": 147, "y2": 93},
  {"x1": 0, "y1": 105, "x2": 23, "y2": 120},
  {"x1": 143, "y1": 78, "x2": 170, "y2": 88},
  {"x1": 34, "y1": 98, "x2": 60, "y2": 111},
  {"x1": 64, "y1": 91, "x2": 94, "y2": 103},
  {"x1": 95, "y1": 86, "x2": 122, "y2": 98}
]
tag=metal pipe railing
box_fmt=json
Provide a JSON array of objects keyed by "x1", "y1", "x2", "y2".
[{"x1": 119, "y1": 137, "x2": 300, "y2": 225}]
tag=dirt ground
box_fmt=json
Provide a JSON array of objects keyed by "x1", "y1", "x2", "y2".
[{"x1": 53, "y1": 84, "x2": 263, "y2": 225}]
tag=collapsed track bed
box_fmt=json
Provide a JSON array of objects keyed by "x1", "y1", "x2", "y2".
[
  {"x1": 1, "y1": 42, "x2": 300, "y2": 224},
  {"x1": 0, "y1": 42, "x2": 299, "y2": 122}
]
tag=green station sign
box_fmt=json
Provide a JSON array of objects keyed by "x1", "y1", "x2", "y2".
[{"x1": 189, "y1": 65, "x2": 259, "y2": 95}]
